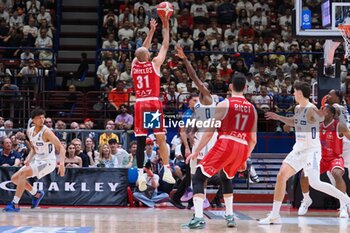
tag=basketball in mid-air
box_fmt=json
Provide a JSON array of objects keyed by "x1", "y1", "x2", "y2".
[
  {"x1": 157, "y1": 2, "x2": 173, "y2": 18},
  {"x1": 321, "y1": 95, "x2": 327, "y2": 107}
]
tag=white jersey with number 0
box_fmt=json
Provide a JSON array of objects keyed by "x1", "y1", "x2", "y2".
[
  {"x1": 293, "y1": 103, "x2": 321, "y2": 151},
  {"x1": 28, "y1": 125, "x2": 56, "y2": 161}
]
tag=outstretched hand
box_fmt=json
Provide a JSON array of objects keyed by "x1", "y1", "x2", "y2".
[
  {"x1": 265, "y1": 112, "x2": 279, "y2": 121},
  {"x1": 159, "y1": 15, "x2": 169, "y2": 28},
  {"x1": 175, "y1": 44, "x2": 186, "y2": 59},
  {"x1": 149, "y1": 18, "x2": 157, "y2": 32}
]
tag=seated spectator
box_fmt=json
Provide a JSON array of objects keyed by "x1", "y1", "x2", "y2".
[
  {"x1": 9, "y1": 9, "x2": 24, "y2": 30},
  {"x1": 217, "y1": 0, "x2": 236, "y2": 25},
  {"x1": 108, "y1": 80, "x2": 129, "y2": 110},
  {"x1": 0, "y1": 19, "x2": 10, "y2": 46},
  {"x1": 17, "y1": 58, "x2": 38, "y2": 89},
  {"x1": 36, "y1": 28, "x2": 53, "y2": 67},
  {"x1": 252, "y1": 86, "x2": 272, "y2": 114},
  {"x1": 178, "y1": 8, "x2": 193, "y2": 30},
  {"x1": 37, "y1": 6, "x2": 51, "y2": 26},
  {"x1": 133, "y1": 161, "x2": 169, "y2": 208},
  {"x1": 10, "y1": 132, "x2": 28, "y2": 159},
  {"x1": 103, "y1": 9, "x2": 118, "y2": 29},
  {"x1": 1, "y1": 76, "x2": 20, "y2": 118},
  {"x1": 109, "y1": 138, "x2": 132, "y2": 168},
  {"x1": 23, "y1": 17, "x2": 38, "y2": 46},
  {"x1": 97, "y1": 143, "x2": 118, "y2": 168},
  {"x1": 44, "y1": 117, "x2": 54, "y2": 129},
  {"x1": 0, "y1": 137, "x2": 21, "y2": 166},
  {"x1": 20, "y1": 49, "x2": 34, "y2": 67},
  {"x1": 218, "y1": 60, "x2": 234, "y2": 83},
  {"x1": 72, "y1": 138, "x2": 91, "y2": 167},
  {"x1": 236, "y1": 0, "x2": 254, "y2": 17},
  {"x1": 0, "y1": 5, "x2": 9, "y2": 24},
  {"x1": 97, "y1": 58, "x2": 115, "y2": 87},
  {"x1": 134, "y1": 0, "x2": 150, "y2": 14},
  {"x1": 190, "y1": 0, "x2": 209, "y2": 25},
  {"x1": 282, "y1": 56, "x2": 298, "y2": 74},
  {"x1": 38, "y1": 19, "x2": 54, "y2": 39},
  {"x1": 134, "y1": 6, "x2": 149, "y2": 25},
  {"x1": 118, "y1": 7, "x2": 134, "y2": 27},
  {"x1": 238, "y1": 22, "x2": 254, "y2": 43},
  {"x1": 119, "y1": 63, "x2": 132, "y2": 88},
  {"x1": 99, "y1": 123, "x2": 119, "y2": 146},
  {"x1": 206, "y1": 20, "x2": 222, "y2": 41},
  {"x1": 274, "y1": 83, "x2": 294, "y2": 132},
  {"x1": 65, "y1": 143, "x2": 82, "y2": 168},
  {"x1": 224, "y1": 23, "x2": 238, "y2": 41},
  {"x1": 211, "y1": 75, "x2": 228, "y2": 97},
  {"x1": 115, "y1": 104, "x2": 133, "y2": 130},
  {"x1": 102, "y1": 33, "x2": 118, "y2": 58},
  {"x1": 26, "y1": 0, "x2": 40, "y2": 15},
  {"x1": 144, "y1": 137, "x2": 156, "y2": 166},
  {"x1": 129, "y1": 140, "x2": 137, "y2": 167},
  {"x1": 83, "y1": 137, "x2": 99, "y2": 164},
  {"x1": 177, "y1": 31, "x2": 194, "y2": 51},
  {"x1": 237, "y1": 35, "x2": 253, "y2": 53},
  {"x1": 0, "y1": 119, "x2": 13, "y2": 139},
  {"x1": 54, "y1": 120, "x2": 67, "y2": 141},
  {"x1": 246, "y1": 76, "x2": 261, "y2": 94},
  {"x1": 254, "y1": 36, "x2": 268, "y2": 53},
  {"x1": 165, "y1": 84, "x2": 179, "y2": 112},
  {"x1": 236, "y1": 9, "x2": 251, "y2": 27}
]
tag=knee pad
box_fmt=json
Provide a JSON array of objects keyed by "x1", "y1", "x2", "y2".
[
  {"x1": 192, "y1": 168, "x2": 208, "y2": 195},
  {"x1": 220, "y1": 170, "x2": 233, "y2": 194}
]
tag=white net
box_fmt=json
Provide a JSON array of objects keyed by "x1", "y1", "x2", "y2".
[{"x1": 338, "y1": 25, "x2": 350, "y2": 59}]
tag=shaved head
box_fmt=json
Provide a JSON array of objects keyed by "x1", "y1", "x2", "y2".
[{"x1": 135, "y1": 47, "x2": 150, "y2": 62}]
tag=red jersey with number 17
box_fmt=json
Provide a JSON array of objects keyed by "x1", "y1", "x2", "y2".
[
  {"x1": 218, "y1": 96, "x2": 256, "y2": 145},
  {"x1": 132, "y1": 60, "x2": 160, "y2": 98},
  {"x1": 320, "y1": 119, "x2": 343, "y2": 161}
]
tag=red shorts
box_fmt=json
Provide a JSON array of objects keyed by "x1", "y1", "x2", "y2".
[
  {"x1": 197, "y1": 138, "x2": 249, "y2": 179},
  {"x1": 320, "y1": 157, "x2": 344, "y2": 174},
  {"x1": 134, "y1": 99, "x2": 164, "y2": 136}
]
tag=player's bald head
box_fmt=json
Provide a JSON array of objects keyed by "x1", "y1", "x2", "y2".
[{"x1": 135, "y1": 47, "x2": 150, "y2": 62}]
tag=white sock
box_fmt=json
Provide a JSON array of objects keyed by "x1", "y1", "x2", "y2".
[
  {"x1": 138, "y1": 168, "x2": 143, "y2": 178},
  {"x1": 224, "y1": 196, "x2": 233, "y2": 216},
  {"x1": 13, "y1": 196, "x2": 20, "y2": 204},
  {"x1": 193, "y1": 197, "x2": 204, "y2": 218},
  {"x1": 271, "y1": 200, "x2": 282, "y2": 217},
  {"x1": 29, "y1": 187, "x2": 37, "y2": 196},
  {"x1": 302, "y1": 192, "x2": 311, "y2": 201},
  {"x1": 204, "y1": 188, "x2": 207, "y2": 199}
]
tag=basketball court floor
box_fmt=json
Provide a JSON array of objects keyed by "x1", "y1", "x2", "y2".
[{"x1": 0, "y1": 205, "x2": 348, "y2": 233}]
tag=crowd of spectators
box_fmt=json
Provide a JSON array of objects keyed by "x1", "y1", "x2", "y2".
[{"x1": 0, "y1": 0, "x2": 56, "y2": 92}]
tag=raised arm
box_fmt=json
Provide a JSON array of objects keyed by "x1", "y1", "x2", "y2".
[
  {"x1": 152, "y1": 16, "x2": 169, "y2": 70},
  {"x1": 142, "y1": 18, "x2": 157, "y2": 49},
  {"x1": 175, "y1": 45, "x2": 211, "y2": 97}
]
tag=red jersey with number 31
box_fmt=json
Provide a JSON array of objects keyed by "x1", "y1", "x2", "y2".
[
  {"x1": 320, "y1": 120, "x2": 343, "y2": 161},
  {"x1": 218, "y1": 96, "x2": 256, "y2": 145},
  {"x1": 132, "y1": 60, "x2": 160, "y2": 98}
]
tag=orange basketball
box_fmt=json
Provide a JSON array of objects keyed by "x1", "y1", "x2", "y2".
[{"x1": 157, "y1": 2, "x2": 173, "y2": 18}]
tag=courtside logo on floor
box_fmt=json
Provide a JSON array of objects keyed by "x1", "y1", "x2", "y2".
[{"x1": 0, "y1": 226, "x2": 93, "y2": 233}]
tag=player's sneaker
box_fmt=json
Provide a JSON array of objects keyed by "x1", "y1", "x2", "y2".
[
  {"x1": 137, "y1": 174, "x2": 147, "y2": 192},
  {"x1": 258, "y1": 213, "x2": 281, "y2": 225},
  {"x1": 339, "y1": 205, "x2": 349, "y2": 218},
  {"x1": 162, "y1": 167, "x2": 176, "y2": 184},
  {"x1": 3, "y1": 202, "x2": 20, "y2": 212},
  {"x1": 31, "y1": 190, "x2": 45, "y2": 209},
  {"x1": 298, "y1": 198, "x2": 312, "y2": 216},
  {"x1": 180, "y1": 187, "x2": 193, "y2": 202},
  {"x1": 182, "y1": 216, "x2": 206, "y2": 229},
  {"x1": 225, "y1": 215, "x2": 237, "y2": 228}
]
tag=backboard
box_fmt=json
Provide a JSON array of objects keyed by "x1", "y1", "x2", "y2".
[{"x1": 293, "y1": 0, "x2": 350, "y2": 39}]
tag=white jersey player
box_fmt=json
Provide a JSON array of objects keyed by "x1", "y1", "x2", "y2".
[
  {"x1": 175, "y1": 45, "x2": 218, "y2": 174},
  {"x1": 260, "y1": 82, "x2": 350, "y2": 225},
  {"x1": 3, "y1": 108, "x2": 66, "y2": 212}
]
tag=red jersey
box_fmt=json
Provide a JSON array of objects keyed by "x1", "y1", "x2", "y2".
[
  {"x1": 320, "y1": 119, "x2": 343, "y2": 161},
  {"x1": 218, "y1": 96, "x2": 256, "y2": 145},
  {"x1": 132, "y1": 60, "x2": 160, "y2": 98}
]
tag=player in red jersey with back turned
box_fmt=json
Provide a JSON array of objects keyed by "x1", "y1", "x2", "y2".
[
  {"x1": 131, "y1": 15, "x2": 175, "y2": 191},
  {"x1": 183, "y1": 74, "x2": 257, "y2": 229}
]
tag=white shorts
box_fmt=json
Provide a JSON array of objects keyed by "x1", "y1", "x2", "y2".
[
  {"x1": 20, "y1": 159, "x2": 56, "y2": 179},
  {"x1": 283, "y1": 147, "x2": 321, "y2": 177},
  {"x1": 190, "y1": 132, "x2": 218, "y2": 174}
]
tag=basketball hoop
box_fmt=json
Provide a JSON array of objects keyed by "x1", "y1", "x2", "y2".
[{"x1": 338, "y1": 24, "x2": 350, "y2": 59}]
